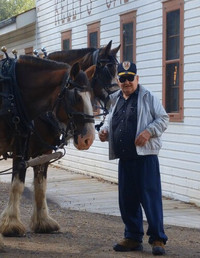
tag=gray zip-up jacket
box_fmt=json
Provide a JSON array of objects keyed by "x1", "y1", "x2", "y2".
[{"x1": 100, "y1": 85, "x2": 169, "y2": 160}]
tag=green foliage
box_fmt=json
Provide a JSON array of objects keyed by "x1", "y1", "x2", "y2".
[{"x1": 0, "y1": 0, "x2": 35, "y2": 21}]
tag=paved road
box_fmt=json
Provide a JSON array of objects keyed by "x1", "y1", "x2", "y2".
[{"x1": 1, "y1": 159, "x2": 200, "y2": 229}]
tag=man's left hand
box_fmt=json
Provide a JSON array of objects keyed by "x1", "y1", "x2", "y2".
[{"x1": 135, "y1": 130, "x2": 151, "y2": 146}]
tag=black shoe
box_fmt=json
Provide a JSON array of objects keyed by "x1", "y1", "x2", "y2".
[
  {"x1": 151, "y1": 240, "x2": 165, "y2": 255},
  {"x1": 113, "y1": 238, "x2": 143, "y2": 252}
]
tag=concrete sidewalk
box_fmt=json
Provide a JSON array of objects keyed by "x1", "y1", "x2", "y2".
[{"x1": 0, "y1": 159, "x2": 200, "y2": 229}]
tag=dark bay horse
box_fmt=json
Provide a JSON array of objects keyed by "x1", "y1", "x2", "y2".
[{"x1": 0, "y1": 55, "x2": 95, "y2": 237}]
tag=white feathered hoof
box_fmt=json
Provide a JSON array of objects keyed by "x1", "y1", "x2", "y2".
[
  {"x1": 0, "y1": 216, "x2": 26, "y2": 237},
  {"x1": 31, "y1": 216, "x2": 60, "y2": 233}
]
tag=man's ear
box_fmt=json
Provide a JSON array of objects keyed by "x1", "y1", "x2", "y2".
[{"x1": 136, "y1": 75, "x2": 139, "y2": 83}]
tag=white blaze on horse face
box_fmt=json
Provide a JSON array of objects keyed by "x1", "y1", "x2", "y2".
[{"x1": 74, "y1": 91, "x2": 95, "y2": 150}]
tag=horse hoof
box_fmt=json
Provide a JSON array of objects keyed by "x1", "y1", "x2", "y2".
[
  {"x1": 34, "y1": 224, "x2": 60, "y2": 234},
  {"x1": 33, "y1": 224, "x2": 60, "y2": 234},
  {"x1": 3, "y1": 232, "x2": 26, "y2": 237},
  {"x1": 31, "y1": 217, "x2": 60, "y2": 234}
]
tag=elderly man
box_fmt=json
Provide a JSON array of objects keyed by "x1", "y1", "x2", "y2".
[{"x1": 99, "y1": 61, "x2": 169, "y2": 255}]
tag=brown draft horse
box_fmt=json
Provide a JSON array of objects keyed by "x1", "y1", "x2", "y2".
[
  {"x1": 27, "y1": 41, "x2": 121, "y2": 235},
  {"x1": 30, "y1": 41, "x2": 120, "y2": 235},
  {"x1": 0, "y1": 41, "x2": 120, "y2": 238},
  {"x1": 0, "y1": 55, "x2": 95, "y2": 154},
  {"x1": 0, "y1": 55, "x2": 95, "y2": 238},
  {"x1": 27, "y1": 41, "x2": 121, "y2": 234}
]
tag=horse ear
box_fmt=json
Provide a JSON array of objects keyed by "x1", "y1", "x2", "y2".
[
  {"x1": 110, "y1": 44, "x2": 121, "y2": 57},
  {"x1": 70, "y1": 62, "x2": 81, "y2": 79},
  {"x1": 85, "y1": 65, "x2": 96, "y2": 80},
  {"x1": 101, "y1": 40, "x2": 112, "y2": 56}
]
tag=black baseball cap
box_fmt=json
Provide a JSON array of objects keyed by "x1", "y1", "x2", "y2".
[{"x1": 118, "y1": 61, "x2": 137, "y2": 76}]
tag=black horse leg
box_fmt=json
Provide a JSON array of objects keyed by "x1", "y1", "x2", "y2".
[{"x1": 0, "y1": 136, "x2": 29, "y2": 236}]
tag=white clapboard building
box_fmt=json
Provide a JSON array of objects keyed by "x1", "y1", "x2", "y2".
[
  {"x1": 0, "y1": 0, "x2": 200, "y2": 207},
  {"x1": 0, "y1": 8, "x2": 36, "y2": 58}
]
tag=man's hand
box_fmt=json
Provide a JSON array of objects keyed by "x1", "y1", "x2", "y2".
[
  {"x1": 135, "y1": 130, "x2": 151, "y2": 146},
  {"x1": 98, "y1": 129, "x2": 108, "y2": 142}
]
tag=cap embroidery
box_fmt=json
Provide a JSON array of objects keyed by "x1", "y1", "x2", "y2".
[{"x1": 122, "y1": 61, "x2": 131, "y2": 70}]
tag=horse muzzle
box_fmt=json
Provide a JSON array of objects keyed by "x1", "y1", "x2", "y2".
[{"x1": 74, "y1": 133, "x2": 95, "y2": 150}]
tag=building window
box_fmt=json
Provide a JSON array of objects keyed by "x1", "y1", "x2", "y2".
[
  {"x1": 61, "y1": 30, "x2": 72, "y2": 50},
  {"x1": 163, "y1": 0, "x2": 184, "y2": 122},
  {"x1": 120, "y1": 11, "x2": 136, "y2": 62},
  {"x1": 87, "y1": 22, "x2": 100, "y2": 48},
  {"x1": 25, "y1": 47, "x2": 33, "y2": 55}
]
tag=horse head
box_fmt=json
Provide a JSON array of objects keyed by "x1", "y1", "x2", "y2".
[
  {"x1": 89, "y1": 40, "x2": 121, "y2": 108},
  {"x1": 47, "y1": 41, "x2": 121, "y2": 109},
  {"x1": 55, "y1": 62, "x2": 95, "y2": 150}
]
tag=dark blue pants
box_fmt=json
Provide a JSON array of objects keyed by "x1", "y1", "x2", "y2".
[{"x1": 118, "y1": 155, "x2": 168, "y2": 244}]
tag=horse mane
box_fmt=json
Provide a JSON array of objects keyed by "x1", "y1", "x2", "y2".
[
  {"x1": 18, "y1": 55, "x2": 70, "y2": 70},
  {"x1": 48, "y1": 48, "x2": 97, "y2": 61}
]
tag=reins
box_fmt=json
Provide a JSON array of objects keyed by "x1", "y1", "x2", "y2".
[
  {"x1": 0, "y1": 167, "x2": 13, "y2": 175},
  {"x1": 93, "y1": 103, "x2": 109, "y2": 132}
]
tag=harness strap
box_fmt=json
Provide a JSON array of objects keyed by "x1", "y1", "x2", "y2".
[
  {"x1": 32, "y1": 117, "x2": 61, "y2": 152},
  {"x1": 95, "y1": 121, "x2": 105, "y2": 132},
  {"x1": 0, "y1": 92, "x2": 12, "y2": 98},
  {"x1": 12, "y1": 60, "x2": 35, "y2": 133},
  {"x1": 0, "y1": 58, "x2": 34, "y2": 134},
  {"x1": 0, "y1": 109, "x2": 11, "y2": 116}
]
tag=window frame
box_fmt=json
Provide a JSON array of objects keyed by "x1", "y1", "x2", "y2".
[
  {"x1": 162, "y1": 0, "x2": 184, "y2": 122},
  {"x1": 87, "y1": 21, "x2": 100, "y2": 48},
  {"x1": 120, "y1": 11, "x2": 136, "y2": 63},
  {"x1": 61, "y1": 30, "x2": 72, "y2": 50}
]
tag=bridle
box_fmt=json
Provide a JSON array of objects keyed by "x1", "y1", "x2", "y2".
[
  {"x1": 91, "y1": 49, "x2": 119, "y2": 131},
  {"x1": 50, "y1": 73, "x2": 95, "y2": 144},
  {"x1": 92, "y1": 52, "x2": 119, "y2": 101},
  {"x1": 29, "y1": 71, "x2": 95, "y2": 154},
  {"x1": 92, "y1": 49, "x2": 119, "y2": 92}
]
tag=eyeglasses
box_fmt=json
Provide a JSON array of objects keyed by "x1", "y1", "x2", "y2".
[{"x1": 119, "y1": 75, "x2": 135, "y2": 83}]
